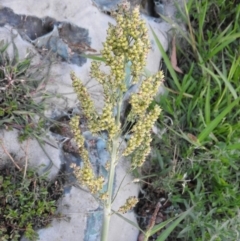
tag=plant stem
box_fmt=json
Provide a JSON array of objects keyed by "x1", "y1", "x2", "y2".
[
  {"x1": 101, "y1": 96, "x2": 122, "y2": 241},
  {"x1": 143, "y1": 234, "x2": 149, "y2": 241},
  {"x1": 101, "y1": 138, "x2": 117, "y2": 241}
]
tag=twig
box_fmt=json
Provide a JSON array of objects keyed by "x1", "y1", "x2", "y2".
[
  {"x1": 23, "y1": 139, "x2": 29, "y2": 179},
  {"x1": 138, "y1": 202, "x2": 162, "y2": 241},
  {"x1": 36, "y1": 138, "x2": 54, "y2": 173},
  {"x1": 172, "y1": 145, "x2": 178, "y2": 174},
  {"x1": 147, "y1": 202, "x2": 161, "y2": 231},
  {"x1": 0, "y1": 140, "x2": 22, "y2": 171}
]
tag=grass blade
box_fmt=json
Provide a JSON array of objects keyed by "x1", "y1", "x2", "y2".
[
  {"x1": 207, "y1": 32, "x2": 240, "y2": 59},
  {"x1": 227, "y1": 143, "x2": 240, "y2": 150},
  {"x1": 200, "y1": 62, "x2": 238, "y2": 100},
  {"x1": 148, "y1": 216, "x2": 177, "y2": 236},
  {"x1": 228, "y1": 55, "x2": 240, "y2": 82},
  {"x1": 0, "y1": 41, "x2": 9, "y2": 54},
  {"x1": 204, "y1": 80, "x2": 211, "y2": 124},
  {"x1": 149, "y1": 25, "x2": 182, "y2": 91},
  {"x1": 155, "y1": 207, "x2": 193, "y2": 241},
  {"x1": 197, "y1": 0, "x2": 208, "y2": 44},
  {"x1": 210, "y1": 60, "x2": 238, "y2": 99},
  {"x1": 80, "y1": 54, "x2": 105, "y2": 62},
  {"x1": 198, "y1": 97, "x2": 240, "y2": 143}
]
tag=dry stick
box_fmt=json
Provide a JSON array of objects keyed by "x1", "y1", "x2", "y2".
[
  {"x1": 172, "y1": 145, "x2": 178, "y2": 174},
  {"x1": 23, "y1": 139, "x2": 29, "y2": 179},
  {"x1": 138, "y1": 202, "x2": 162, "y2": 241},
  {"x1": 0, "y1": 140, "x2": 22, "y2": 171},
  {"x1": 147, "y1": 202, "x2": 161, "y2": 231},
  {"x1": 86, "y1": 83, "x2": 100, "y2": 90}
]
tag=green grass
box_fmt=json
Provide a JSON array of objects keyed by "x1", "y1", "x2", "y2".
[
  {"x1": 0, "y1": 165, "x2": 63, "y2": 241},
  {"x1": 149, "y1": 0, "x2": 240, "y2": 240},
  {"x1": 0, "y1": 36, "x2": 66, "y2": 241},
  {"x1": 0, "y1": 37, "x2": 53, "y2": 141}
]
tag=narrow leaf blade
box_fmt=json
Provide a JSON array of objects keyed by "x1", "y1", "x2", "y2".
[
  {"x1": 198, "y1": 98, "x2": 240, "y2": 143},
  {"x1": 156, "y1": 207, "x2": 193, "y2": 241}
]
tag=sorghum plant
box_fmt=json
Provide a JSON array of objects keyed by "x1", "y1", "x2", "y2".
[{"x1": 70, "y1": 3, "x2": 164, "y2": 241}]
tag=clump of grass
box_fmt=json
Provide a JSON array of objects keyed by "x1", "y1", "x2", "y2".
[
  {"x1": 0, "y1": 36, "x2": 65, "y2": 241},
  {"x1": 0, "y1": 164, "x2": 63, "y2": 241},
  {"x1": 0, "y1": 37, "x2": 51, "y2": 141},
  {"x1": 148, "y1": 0, "x2": 240, "y2": 240}
]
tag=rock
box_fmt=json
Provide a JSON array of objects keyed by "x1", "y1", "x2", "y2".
[{"x1": 0, "y1": 129, "x2": 61, "y2": 180}]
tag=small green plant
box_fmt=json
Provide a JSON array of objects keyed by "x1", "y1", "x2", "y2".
[
  {"x1": 0, "y1": 37, "x2": 51, "y2": 141},
  {"x1": 0, "y1": 164, "x2": 62, "y2": 241},
  {"x1": 68, "y1": 4, "x2": 188, "y2": 241}
]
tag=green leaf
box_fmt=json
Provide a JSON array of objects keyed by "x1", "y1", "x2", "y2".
[
  {"x1": 228, "y1": 55, "x2": 240, "y2": 82},
  {"x1": 197, "y1": 0, "x2": 208, "y2": 43},
  {"x1": 148, "y1": 216, "x2": 177, "y2": 236},
  {"x1": 198, "y1": 97, "x2": 240, "y2": 143},
  {"x1": 204, "y1": 80, "x2": 211, "y2": 124},
  {"x1": 155, "y1": 207, "x2": 193, "y2": 241},
  {"x1": 80, "y1": 54, "x2": 105, "y2": 62},
  {"x1": 210, "y1": 60, "x2": 238, "y2": 100},
  {"x1": 207, "y1": 32, "x2": 240, "y2": 59},
  {"x1": 227, "y1": 143, "x2": 240, "y2": 150},
  {"x1": 11, "y1": 33, "x2": 19, "y2": 66}
]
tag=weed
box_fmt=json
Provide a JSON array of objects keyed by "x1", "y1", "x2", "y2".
[
  {"x1": 0, "y1": 35, "x2": 69, "y2": 241},
  {"x1": 69, "y1": 4, "x2": 191, "y2": 241},
  {"x1": 0, "y1": 36, "x2": 52, "y2": 141},
  {"x1": 0, "y1": 164, "x2": 63, "y2": 241}
]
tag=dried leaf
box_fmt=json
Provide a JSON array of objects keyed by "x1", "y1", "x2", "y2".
[
  {"x1": 138, "y1": 233, "x2": 145, "y2": 241},
  {"x1": 170, "y1": 35, "x2": 183, "y2": 74}
]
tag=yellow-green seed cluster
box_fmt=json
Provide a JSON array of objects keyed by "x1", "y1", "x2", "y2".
[
  {"x1": 118, "y1": 196, "x2": 139, "y2": 214},
  {"x1": 122, "y1": 70, "x2": 163, "y2": 167},
  {"x1": 90, "y1": 62, "x2": 119, "y2": 112},
  {"x1": 94, "y1": 102, "x2": 120, "y2": 139},
  {"x1": 130, "y1": 133, "x2": 152, "y2": 168},
  {"x1": 70, "y1": 116, "x2": 104, "y2": 194},
  {"x1": 100, "y1": 6, "x2": 150, "y2": 90},
  {"x1": 70, "y1": 116, "x2": 89, "y2": 161},
  {"x1": 70, "y1": 71, "x2": 98, "y2": 131},
  {"x1": 100, "y1": 192, "x2": 109, "y2": 201},
  {"x1": 69, "y1": 4, "x2": 163, "y2": 200},
  {"x1": 72, "y1": 164, "x2": 104, "y2": 194},
  {"x1": 71, "y1": 69, "x2": 119, "y2": 139},
  {"x1": 123, "y1": 105, "x2": 161, "y2": 159},
  {"x1": 130, "y1": 71, "x2": 164, "y2": 117},
  {"x1": 90, "y1": 62, "x2": 110, "y2": 93}
]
